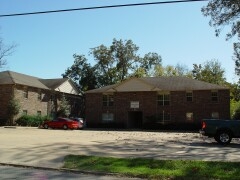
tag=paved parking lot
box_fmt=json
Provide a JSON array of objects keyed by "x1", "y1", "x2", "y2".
[{"x1": 0, "y1": 127, "x2": 240, "y2": 169}]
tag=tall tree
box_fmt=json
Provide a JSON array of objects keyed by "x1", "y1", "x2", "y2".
[
  {"x1": 192, "y1": 59, "x2": 226, "y2": 85},
  {"x1": 62, "y1": 54, "x2": 98, "y2": 92},
  {"x1": 64, "y1": 39, "x2": 162, "y2": 91},
  {"x1": 154, "y1": 64, "x2": 191, "y2": 77},
  {"x1": 0, "y1": 37, "x2": 16, "y2": 68},
  {"x1": 91, "y1": 39, "x2": 162, "y2": 83},
  {"x1": 201, "y1": 1, "x2": 240, "y2": 81},
  {"x1": 110, "y1": 39, "x2": 140, "y2": 81},
  {"x1": 90, "y1": 44, "x2": 118, "y2": 86}
]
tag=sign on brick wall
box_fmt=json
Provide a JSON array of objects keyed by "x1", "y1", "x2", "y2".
[{"x1": 130, "y1": 101, "x2": 139, "y2": 108}]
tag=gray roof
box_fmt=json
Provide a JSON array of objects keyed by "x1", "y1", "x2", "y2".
[
  {"x1": 86, "y1": 76, "x2": 228, "y2": 93},
  {"x1": 141, "y1": 77, "x2": 228, "y2": 91},
  {"x1": 0, "y1": 71, "x2": 49, "y2": 89},
  {"x1": 0, "y1": 71, "x2": 69, "y2": 90}
]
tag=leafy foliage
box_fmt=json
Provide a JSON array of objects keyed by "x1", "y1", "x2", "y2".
[
  {"x1": 7, "y1": 96, "x2": 20, "y2": 125},
  {"x1": 16, "y1": 115, "x2": 49, "y2": 127},
  {"x1": 63, "y1": 39, "x2": 162, "y2": 91},
  {"x1": 192, "y1": 59, "x2": 226, "y2": 85},
  {"x1": 57, "y1": 95, "x2": 71, "y2": 117},
  {"x1": 201, "y1": 1, "x2": 240, "y2": 82}
]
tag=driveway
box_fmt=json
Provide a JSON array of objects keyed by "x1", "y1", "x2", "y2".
[{"x1": 0, "y1": 127, "x2": 240, "y2": 169}]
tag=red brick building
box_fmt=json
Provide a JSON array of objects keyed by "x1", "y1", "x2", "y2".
[
  {"x1": 85, "y1": 77, "x2": 230, "y2": 129},
  {"x1": 0, "y1": 71, "x2": 82, "y2": 125}
]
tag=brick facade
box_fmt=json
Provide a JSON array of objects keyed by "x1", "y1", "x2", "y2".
[
  {"x1": 86, "y1": 90, "x2": 230, "y2": 129},
  {"x1": 0, "y1": 84, "x2": 82, "y2": 125}
]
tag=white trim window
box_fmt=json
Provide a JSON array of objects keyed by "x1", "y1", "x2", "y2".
[
  {"x1": 186, "y1": 112, "x2": 193, "y2": 121},
  {"x1": 186, "y1": 91, "x2": 193, "y2": 102},
  {"x1": 157, "y1": 92, "x2": 170, "y2": 106},
  {"x1": 102, "y1": 94, "x2": 114, "y2": 107},
  {"x1": 211, "y1": 91, "x2": 218, "y2": 102},
  {"x1": 102, "y1": 113, "x2": 114, "y2": 122},
  {"x1": 211, "y1": 112, "x2": 219, "y2": 119}
]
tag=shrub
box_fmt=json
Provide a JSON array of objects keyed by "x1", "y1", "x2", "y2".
[{"x1": 16, "y1": 115, "x2": 50, "y2": 127}]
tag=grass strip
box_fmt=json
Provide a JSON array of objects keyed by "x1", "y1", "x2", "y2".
[{"x1": 63, "y1": 155, "x2": 240, "y2": 179}]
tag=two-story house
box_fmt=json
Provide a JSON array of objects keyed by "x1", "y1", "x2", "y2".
[
  {"x1": 85, "y1": 77, "x2": 230, "y2": 129},
  {"x1": 0, "y1": 71, "x2": 82, "y2": 125}
]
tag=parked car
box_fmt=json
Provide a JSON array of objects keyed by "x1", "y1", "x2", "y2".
[
  {"x1": 200, "y1": 119, "x2": 240, "y2": 145},
  {"x1": 69, "y1": 117, "x2": 84, "y2": 129},
  {"x1": 43, "y1": 117, "x2": 79, "y2": 130}
]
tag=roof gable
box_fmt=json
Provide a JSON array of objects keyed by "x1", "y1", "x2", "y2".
[
  {"x1": 54, "y1": 79, "x2": 80, "y2": 95},
  {"x1": 114, "y1": 78, "x2": 159, "y2": 92}
]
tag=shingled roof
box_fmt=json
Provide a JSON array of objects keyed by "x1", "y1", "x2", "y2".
[
  {"x1": 0, "y1": 71, "x2": 49, "y2": 89},
  {"x1": 0, "y1": 71, "x2": 74, "y2": 91},
  {"x1": 86, "y1": 76, "x2": 228, "y2": 93}
]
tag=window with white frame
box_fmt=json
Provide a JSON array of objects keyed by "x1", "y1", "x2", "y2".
[
  {"x1": 186, "y1": 91, "x2": 193, "y2": 102},
  {"x1": 102, "y1": 94, "x2": 114, "y2": 107},
  {"x1": 211, "y1": 112, "x2": 219, "y2": 119},
  {"x1": 211, "y1": 91, "x2": 218, "y2": 102},
  {"x1": 102, "y1": 113, "x2": 114, "y2": 122},
  {"x1": 157, "y1": 92, "x2": 170, "y2": 106},
  {"x1": 186, "y1": 112, "x2": 193, "y2": 121}
]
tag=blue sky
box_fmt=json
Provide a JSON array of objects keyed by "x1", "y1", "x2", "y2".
[{"x1": 0, "y1": 0, "x2": 237, "y2": 83}]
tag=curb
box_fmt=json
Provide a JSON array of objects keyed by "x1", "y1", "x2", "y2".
[{"x1": 0, "y1": 163, "x2": 122, "y2": 178}]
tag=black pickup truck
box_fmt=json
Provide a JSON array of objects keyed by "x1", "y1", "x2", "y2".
[{"x1": 200, "y1": 119, "x2": 240, "y2": 145}]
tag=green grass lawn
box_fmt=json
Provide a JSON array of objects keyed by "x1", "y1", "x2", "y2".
[{"x1": 63, "y1": 155, "x2": 240, "y2": 179}]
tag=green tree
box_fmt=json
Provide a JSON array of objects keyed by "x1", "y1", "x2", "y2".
[
  {"x1": 57, "y1": 95, "x2": 71, "y2": 117},
  {"x1": 192, "y1": 60, "x2": 226, "y2": 85},
  {"x1": 62, "y1": 54, "x2": 98, "y2": 92},
  {"x1": 153, "y1": 64, "x2": 191, "y2": 77},
  {"x1": 64, "y1": 39, "x2": 162, "y2": 90},
  {"x1": 201, "y1": 1, "x2": 240, "y2": 81},
  {"x1": 7, "y1": 96, "x2": 20, "y2": 125}
]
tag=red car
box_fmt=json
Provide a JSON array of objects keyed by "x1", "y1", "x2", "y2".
[{"x1": 43, "y1": 117, "x2": 79, "y2": 130}]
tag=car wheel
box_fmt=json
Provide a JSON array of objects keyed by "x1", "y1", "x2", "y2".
[
  {"x1": 44, "y1": 124, "x2": 48, "y2": 129},
  {"x1": 215, "y1": 130, "x2": 232, "y2": 145},
  {"x1": 63, "y1": 124, "x2": 68, "y2": 130}
]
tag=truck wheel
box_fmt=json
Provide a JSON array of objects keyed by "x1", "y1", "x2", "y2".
[{"x1": 215, "y1": 131, "x2": 232, "y2": 145}]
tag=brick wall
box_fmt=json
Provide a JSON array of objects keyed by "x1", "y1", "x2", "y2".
[
  {"x1": 86, "y1": 89, "x2": 230, "y2": 129},
  {"x1": 0, "y1": 84, "x2": 82, "y2": 125},
  {"x1": 0, "y1": 85, "x2": 14, "y2": 124}
]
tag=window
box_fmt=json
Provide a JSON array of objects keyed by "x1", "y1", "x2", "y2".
[
  {"x1": 102, "y1": 113, "x2": 114, "y2": 122},
  {"x1": 38, "y1": 91, "x2": 42, "y2": 101},
  {"x1": 102, "y1": 94, "x2": 114, "y2": 106},
  {"x1": 156, "y1": 112, "x2": 171, "y2": 123},
  {"x1": 37, "y1": 111, "x2": 41, "y2": 116},
  {"x1": 211, "y1": 112, "x2": 219, "y2": 119},
  {"x1": 211, "y1": 91, "x2": 218, "y2": 101},
  {"x1": 157, "y1": 93, "x2": 170, "y2": 106},
  {"x1": 186, "y1": 112, "x2": 193, "y2": 121},
  {"x1": 186, "y1": 91, "x2": 193, "y2": 102},
  {"x1": 23, "y1": 89, "x2": 28, "y2": 99},
  {"x1": 22, "y1": 110, "x2": 28, "y2": 115}
]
